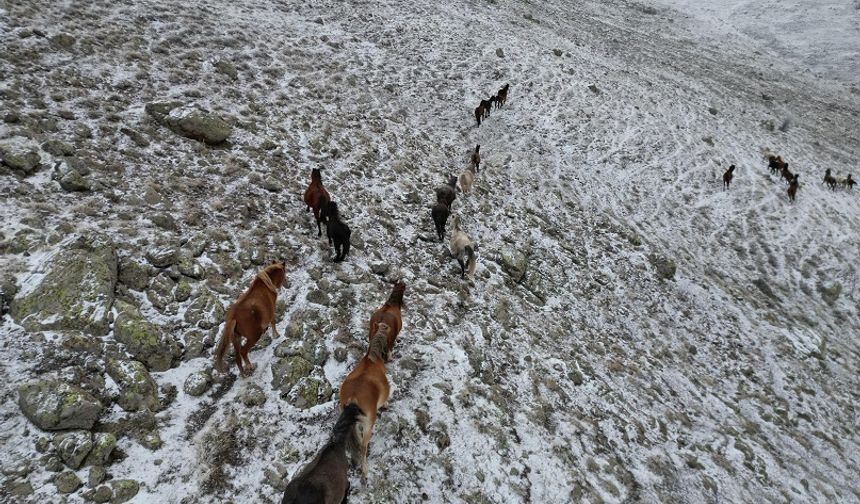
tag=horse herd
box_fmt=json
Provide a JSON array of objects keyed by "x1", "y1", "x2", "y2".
[
  {"x1": 474, "y1": 83, "x2": 509, "y2": 126},
  {"x1": 723, "y1": 154, "x2": 855, "y2": 202}
]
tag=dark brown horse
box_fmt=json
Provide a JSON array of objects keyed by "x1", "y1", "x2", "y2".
[
  {"x1": 431, "y1": 200, "x2": 449, "y2": 242},
  {"x1": 214, "y1": 262, "x2": 286, "y2": 376},
  {"x1": 824, "y1": 169, "x2": 838, "y2": 190},
  {"x1": 280, "y1": 404, "x2": 362, "y2": 504},
  {"x1": 435, "y1": 175, "x2": 457, "y2": 208},
  {"x1": 768, "y1": 155, "x2": 786, "y2": 175},
  {"x1": 496, "y1": 84, "x2": 509, "y2": 108},
  {"x1": 474, "y1": 104, "x2": 485, "y2": 126},
  {"x1": 339, "y1": 324, "x2": 391, "y2": 479},
  {"x1": 480, "y1": 99, "x2": 492, "y2": 119},
  {"x1": 322, "y1": 201, "x2": 351, "y2": 263},
  {"x1": 304, "y1": 168, "x2": 331, "y2": 237},
  {"x1": 844, "y1": 174, "x2": 856, "y2": 189},
  {"x1": 723, "y1": 164, "x2": 735, "y2": 190},
  {"x1": 787, "y1": 174, "x2": 799, "y2": 202},
  {"x1": 368, "y1": 282, "x2": 405, "y2": 358},
  {"x1": 781, "y1": 164, "x2": 794, "y2": 184}
]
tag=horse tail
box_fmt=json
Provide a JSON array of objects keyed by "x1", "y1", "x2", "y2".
[
  {"x1": 342, "y1": 402, "x2": 369, "y2": 468},
  {"x1": 214, "y1": 313, "x2": 236, "y2": 372},
  {"x1": 331, "y1": 403, "x2": 362, "y2": 446},
  {"x1": 465, "y1": 245, "x2": 476, "y2": 276}
]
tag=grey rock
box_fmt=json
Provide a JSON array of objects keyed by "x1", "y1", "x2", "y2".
[
  {"x1": 184, "y1": 289, "x2": 224, "y2": 329},
  {"x1": 496, "y1": 48, "x2": 505, "y2": 58},
  {"x1": 214, "y1": 60, "x2": 238, "y2": 80},
  {"x1": 500, "y1": 248, "x2": 528, "y2": 282},
  {"x1": 0, "y1": 273, "x2": 19, "y2": 316},
  {"x1": 55, "y1": 470, "x2": 82, "y2": 493},
  {"x1": 18, "y1": 380, "x2": 102, "y2": 431},
  {"x1": 164, "y1": 106, "x2": 232, "y2": 145},
  {"x1": 114, "y1": 300, "x2": 180, "y2": 371},
  {"x1": 110, "y1": 479, "x2": 140, "y2": 503},
  {"x1": 2, "y1": 150, "x2": 41, "y2": 174},
  {"x1": 817, "y1": 282, "x2": 842, "y2": 305},
  {"x1": 120, "y1": 127, "x2": 149, "y2": 147},
  {"x1": 89, "y1": 485, "x2": 113, "y2": 503},
  {"x1": 118, "y1": 258, "x2": 152, "y2": 291},
  {"x1": 183, "y1": 369, "x2": 212, "y2": 397},
  {"x1": 84, "y1": 434, "x2": 116, "y2": 467},
  {"x1": 145, "y1": 246, "x2": 178, "y2": 268},
  {"x1": 182, "y1": 330, "x2": 211, "y2": 361},
  {"x1": 271, "y1": 356, "x2": 313, "y2": 395},
  {"x1": 88, "y1": 465, "x2": 107, "y2": 487},
  {"x1": 3, "y1": 478, "x2": 34, "y2": 497},
  {"x1": 55, "y1": 431, "x2": 94, "y2": 469},
  {"x1": 42, "y1": 139, "x2": 75, "y2": 156},
  {"x1": 144, "y1": 100, "x2": 183, "y2": 121},
  {"x1": 648, "y1": 254, "x2": 676, "y2": 281},
  {"x1": 106, "y1": 358, "x2": 159, "y2": 411},
  {"x1": 241, "y1": 383, "x2": 267, "y2": 407},
  {"x1": 289, "y1": 376, "x2": 333, "y2": 409},
  {"x1": 273, "y1": 337, "x2": 329, "y2": 366}
]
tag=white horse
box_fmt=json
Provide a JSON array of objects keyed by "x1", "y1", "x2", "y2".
[{"x1": 449, "y1": 217, "x2": 476, "y2": 278}]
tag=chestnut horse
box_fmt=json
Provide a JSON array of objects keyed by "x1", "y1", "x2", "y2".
[
  {"x1": 338, "y1": 323, "x2": 391, "y2": 479},
  {"x1": 280, "y1": 403, "x2": 362, "y2": 504},
  {"x1": 496, "y1": 84, "x2": 509, "y2": 108},
  {"x1": 368, "y1": 282, "x2": 406, "y2": 358},
  {"x1": 214, "y1": 262, "x2": 286, "y2": 376},
  {"x1": 303, "y1": 168, "x2": 331, "y2": 237}
]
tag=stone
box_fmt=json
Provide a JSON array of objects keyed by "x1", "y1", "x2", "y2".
[
  {"x1": 271, "y1": 356, "x2": 313, "y2": 395},
  {"x1": 59, "y1": 332, "x2": 102, "y2": 354},
  {"x1": 182, "y1": 330, "x2": 211, "y2": 361},
  {"x1": 118, "y1": 259, "x2": 151, "y2": 291},
  {"x1": 106, "y1": 358, "x2": 159, "y2": 411},
  {"x1": 10, "y1": 234, "x2": 116, "y2": 335},
  {"x1": 114, "y1": 300, "x2": 180, "y2": 371},
  {"x1": 56, "y1": 167, "x2": 93, "y2": 192},
  {"x1": 145, "y1": 246, "x2": 178, "y2": 268},
  {"x1": 120, "y1": 127, "x2": 149, "y2": 147},
  {"x1": 500, "y1": 248, "x2": 528, "y2": 282},
  {"x1": 817, "y1": 282, "x2": 842, "y2": 305},
  {"x1": 164, "y1": 106, "x2": 232, "y2": 145},
  {"x1": 496, "y1": 48, "x2": 505, "y2": 58},
  {"x1": 18, "y1": 380, "x2": 102, "y2": 430},
  {"x1": 290, "y1": 376, "x2": 333, "y2": 409},
  {"x1": 90, "y1": 485, "x2": 113, "y2": 503},
  {"x1": 88, "y1": 465, "x2": 107, "y2": 487},
  {"x1": 214, "y1": 60, "x2": 238, "y2": 80},
  {"x1": 42, "y1": 139, "x2": 75, "y2": 156},
  {"x1": 55, "y1": 470, "x2": 82, "y2": 493},
  {"x1": 55, "y1": 430, "x2": 94, "y2": 469},
  {"x1": 648, "y1": 254, "x2": 676, "y2": 281},
  {"x1": 174, "y1": 279, "x2": 192, "y2": 302},
  {"x1": 183, "y1": 369, "x2": 212, "y2": 397},
  {"x1": 2, "y1": 150, "x2": 41, "y2": 175},
  {"x1": 273, "y1": 338, "x2": 329, "y2": 366},
  {"x1": 144, "y1": 100, "x2": 183, "y2": 121},
  {"x1": 84, "y1": 433, "x2": 116, "y2": 467},
  {"x1": 50, "y1": 33, "x2": 76, "y2": 49},
  {"x1": 110, "y1": 479, "x2": 140, "y2": 503},
  {"x1": 4, "y1": 478, "x2": 34, "y2": 497},
  {"x1": 184, "y1": 289, "x2": 224, "y2": 329},
  {"x1": 0, "y1": 273, "x2": 19, "y2": 316},
  {"x1": 241, "y1": 383, "x2": 267, "y2": 407},
  {"x1": 150, "y1": 213, "x2": 178, "y2": 231}
]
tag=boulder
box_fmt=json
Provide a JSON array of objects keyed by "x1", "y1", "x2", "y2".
[
  {"x1": 106, "y1": 358, "x2": 159, "y2": 411},
  {"x1": 10, "y1": 235, "x2": 116, "y2": 335},
  {"x1": 52, "y1": 159, "x2": 93, "y2": 192},
  {"x1": 41, "y1": 139, "x2": 75, "y2": 156},
  {"x1": 271, "y1": 356, "x2": 313, "y2": 395},
  {"x1": 84, "y1": 433, "x2": 117, "y2": 467},
  {"x1": 54, "y1": 431, "x2": 94, "y2": 469},
  {"x1": 289, "y1": 376, "x2": 333, "y2": 409},
  {"x1": 118, "y1": 258, "x2": 152, "y2": 291},
  {"x1": 164, "y1": 106, "x2": 232, "y2": 145},
  {"x1": 110, "y1": 479, "x2": 140, "y2": 503},
  {"x1": 500, "y1": 248, "x2": 528, "y2": 282},
  {"x1": 183, "y1": 369, "x2": 212, "y2": 397},
  {"x1": 54, "y1": 470, "x2": 82, "y2": 493},
  {"x1": 240, "y1": 383, "x2": 267, "y2": 407},
  {"x1": 2, "y1": 149, "x2": 41, "y2": 175},
  {"x1": 18, "y1": 380, "x2": 102, "y2": 431},
  {"x1": 113, "y1": 300, "x2": 180, "y2": 371},
  {"x1": 184, "y1": 289, "x2": 224, "y2": 329},
  {"x1": 145, "y1": 246, "x2": 178, "y2": 268},
  {"x1": 648, "y1": 254, "x2": 677, "y2": 281}
]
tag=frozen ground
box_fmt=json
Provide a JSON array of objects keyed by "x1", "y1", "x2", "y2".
[{"x1": 1, "y1": 0, "x2": 859, "y2": 503}]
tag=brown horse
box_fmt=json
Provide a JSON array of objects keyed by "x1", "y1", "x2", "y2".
[
  {"x1": 474, "y1": 103, "x2": 485, "y2": 126},
  {"x1": 781, "y1": 164, "x2": 794, "y2": 184},
  {"x1": 471, "y1": 144, "x2": 481, "y2": 173},
  {"x1": 787, "y1": 174, "x2": 799, "y2": 202},
  {"x1": 214, "y1": 262, "x2": 286, "y2": 376},
  {"x1": 496, "y1": 84, "x2": 509, "y2": 108},
  {"x1": 303, "y1": 168, "x2": 331, "y2": 237},
  {"x1": 480, "y1": 99, "x2": 492, "y2": 119},
  {"x1": 723, "y1": 164, "x2": 735, "y2": 190},
  {"x1": 280, "y1": 403, "x2": 362, "y2": 504},
  {"x1": 339, "y1": 323, "x2": 391, "y2": 478},
  {"x1": 368, "y1": 282, "x2": 406, "y2": 357},
  {"x1": 768, "y1": 155, "x2": 786, "y2": 175},
  {"x1": 844, "y1": 174, "x2": 856, "y2": 189}
]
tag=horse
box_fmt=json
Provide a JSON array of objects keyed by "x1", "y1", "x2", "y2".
[
  {"x1": 474, "y1": 104, "x2": 485, "y2": 126},
  {"x1": 480, "y1": 99, "x2": 492, "y2": 119},
  {"x1": 449, "y1": 217, "x2": 476, "y2": 278},
  {"x1": 459, "y1": 167, "x2": 475, "y2": 194},
  {"x1": 824, "y1": 169, "x2": 838, "y2": 190},
  {"x1": 338, "y1": 323, "x2": 391, "y2": 479},
  {"x1": 214, "y1": 262, "x2": 286, "y2": 376},
  {"x1": 303, "y1": 168, "x2": 331, "y2": 237},
  {"x1": 723, "y1": 164, "x2": 735, "y2": 190},
  {"x1": 496, "y1": 84, "x2": 509, "y2": 108},
  {"x1": 787, "y1": 174, "x2": 799, "y2": 202},
  {"x1": 843, "y1": 174, "x2": 856, "y2": 189},
  {"x1": 435, "y1": 175, "x2": 457, "y2": 208},
  {"x1": 280, "y1": 404, "x2": 362, "y2": 504},
  {"x1": 368, "y1": 282, "x2": 406, "y2": 358},
  {"x1": 431, "y1": 200, "x2": 449, "y2": 242},
  {"x1": 781, "y1": 164, "x2": 794, "y2": 184},
  {"x1": 768, "y1": 155, "x2": 786, "y2": 175},
  {"x1": 471, "y1": 145, "x2": 481, "y2": 173},
  {"x1": 322, "y1": 201, "x2": 351, "y2": 262}
]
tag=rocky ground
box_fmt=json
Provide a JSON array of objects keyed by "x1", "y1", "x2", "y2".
[{"x1": 1, "y1": 0, "x2": 859, "y2": 503}]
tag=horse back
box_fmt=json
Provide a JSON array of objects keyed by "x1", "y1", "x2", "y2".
[
  {"x1": 232, "y1": 282, "x2": 275, "y2": 333},
  {"x1": 340, "y1": 359, "x2": 389, "y2": 419}
]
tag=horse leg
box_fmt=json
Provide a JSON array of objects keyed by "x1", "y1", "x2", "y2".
[
  {"x1": 334, "y1": 241, "x2": 343, "y2": 263},
  {"x1": 341, "y1": 480, "x2": 350, "y2": 504},
  {"x1": 457, "y1": 258, "x2": 465, "y2": 278},
  {"x1": 360, "y1": 433, "x2": 371, "y2": 479},
  {"x1": 231, "y1": 334, "x2": 245, "y2": 376},
  {"x1": 240, "y1": 337, "x2": 256, "y2": 376},
  {"x1": 270, "y1": 317, "x2": 280, "y2": 339}
]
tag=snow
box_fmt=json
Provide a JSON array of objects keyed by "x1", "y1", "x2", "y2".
[{"x1": 1, "y1": 0, "x2": 859, "y2": 503}]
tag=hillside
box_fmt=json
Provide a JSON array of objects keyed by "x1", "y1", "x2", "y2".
[{"x1": 1, "y1": 0, "x2": 859, "y2": 503}]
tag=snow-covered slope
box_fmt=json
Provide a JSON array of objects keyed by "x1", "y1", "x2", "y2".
[{"x1": 1, "y1": 0, "x2": 858, "y2": 503}]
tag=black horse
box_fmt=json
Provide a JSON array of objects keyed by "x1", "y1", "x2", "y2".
[
  {"x1": 281, "y1": 404, "x2": 362, "y2": 504},
  {"x1": 322, "y1": 201, "x2": 351, "y2": 262},
  {"x1": 431, "y1": 200, "x2": 449, "y2": 242},
  {"x1": 434, "y1": 175, "x2": 457, "y2": 208}
]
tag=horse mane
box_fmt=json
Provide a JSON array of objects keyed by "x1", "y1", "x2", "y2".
[
  {"x1": 385, "y1": 282, "x2": 406, "y2": 307},
  {"x1": 368, "y1": 324, "x2": 390, "y2": 362}
]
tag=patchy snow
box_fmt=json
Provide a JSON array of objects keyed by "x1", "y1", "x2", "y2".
[{"x1": 1, "y1": 0, "x2": 859, "y2": 503}]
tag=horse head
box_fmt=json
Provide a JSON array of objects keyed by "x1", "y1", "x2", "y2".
[{"x1": 311, "y1": 168, "x2": 323, "y2": 181}]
